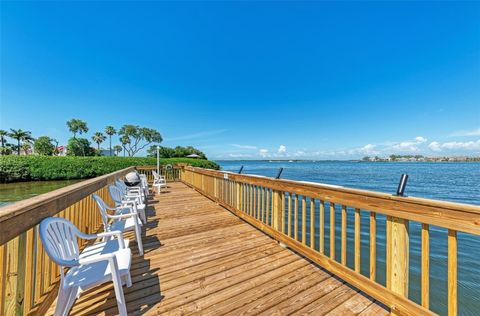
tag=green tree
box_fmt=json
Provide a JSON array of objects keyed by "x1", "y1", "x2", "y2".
[
  {"x1": 104, "y1": 126, "x2": 117, "y2": 156},
  {"x1": 66, "y1": 137, "x2": 95, "y2": 156},
  {"x1": 147, "y1": 145, "x2": 207, "y2": 159},
  {"x1": 9, "y1": 129, "x2": 34, "y2": 155},
  {"x1": 147, "y1": 145, "x2": 175, "y2": 158},
  {"x1": 0, "y1": 130, "x2": 8, "y2": 148},
  {"x1": 34, "y1": 136, "x2": 55, "y2": 155},
  {"x1": 21, "y1": 142, "x2": 32, "y2": 155},
  {"x1": 66, "y1": 119, "x2": 88, "y2": 138},
  {"x1": 91, "y1": 132, "x2": 106, "y2": 151},
  {"x1": 118, "y1": 125, "x2": 162, "y2": 157},
  {"x1": 113, "y1": 145, "x2": 123, "y2": 156},
  {"x1": 120, "y1": 136, "x2": 130, "y2": 157},
  {"x1": 51, "y1": 138, "x2": 59, "y2": 155},
  {"x1": 0, "y1": 146, "x2": 12, "y2": 155}
]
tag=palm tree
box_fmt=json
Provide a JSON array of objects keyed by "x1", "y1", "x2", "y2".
[
  {"x1": 21, "y1": 142, "x2": 32, "y2": 155},
  {"x1": 91, "y1": 132, "x2": 106, "y2": 151},
  {"x1": 104, "y1": 126, "x2": 116, "y2": 156},
  {"x1": 120, "y1": 136, "x2": 130, "y2": 157},
  {"x1": 66, "y1": 119, "x2": 88, "y2": 138},
  {"x1": 0, "y1": 130, "x2": 8, "y2": 154},
  {"x1": 113, "y1": 145, "x2": 123, "y2": 156},
  {"x1": 9, "y1": 129, "x2": 34, "y2": 155},
  {"x1": 51, "y1": 138, "x2": 59, "y2": 155}
]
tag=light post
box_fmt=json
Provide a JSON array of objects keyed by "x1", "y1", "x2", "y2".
[{"x1": 156, "y1": 145, "x2": 160, "y2": 175}]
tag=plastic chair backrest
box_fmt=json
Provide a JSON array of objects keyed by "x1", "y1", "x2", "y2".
[
  {"x1": 39, "y1": 217, "x2": 80, "y2": 268},
  {"x1": 92, "y1": 194, "x2": 111, "y2": 230},
  {"x1": 109, "y1": 184, "x2": 125, "y2": 206}
]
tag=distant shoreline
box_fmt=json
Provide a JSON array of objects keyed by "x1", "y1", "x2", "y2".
[{"x1": 215, "y1": 158, "x2": 480, "y2": 163}]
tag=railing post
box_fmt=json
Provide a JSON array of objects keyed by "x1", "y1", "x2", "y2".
[
  {"x1": 272, "y1": 190, "x2": 284, "y2": 231},
  {"x1": 236, "y1": 182, "x2": 242, "y2": 210},
  {"x1": 386, "y1": 216, "x2": 410, "y2": 300}
]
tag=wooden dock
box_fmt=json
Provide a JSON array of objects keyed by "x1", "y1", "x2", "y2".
[
  {"x1": 3, "y1": 165, "x2": 478, "y2": 315},
  {"x1": 49, "y1": 182, "x2": 388, "y2": 315}
]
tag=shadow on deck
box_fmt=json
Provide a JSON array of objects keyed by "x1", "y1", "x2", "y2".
[{"x1": 48, "y1": 182, "x2": 389, "y2": 315}]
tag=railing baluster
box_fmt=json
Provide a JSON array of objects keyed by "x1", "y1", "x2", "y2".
[
  {"x1": 5, "y1": 237, "x2": 18, "y2": 315},
  {"x1": 310, "y1": 198, "x2": 315, "y2": 249},
  {"x1": 354, "y1": 208, "x2": 361, "y2": 273},
  {"x1": 252, "y1": 185, "x2": 255, "y2": 218},
  {"x1": 24, "y1": 228, "x2": 35, "y2": 313},
  {"x1": 302, "y1": 196, "x2": 307, "y2": 245},
  {"x1": 341, "y1": 205, "x2": 347, "y2": 265},
  {"x1": 448, "y1": 229, "x2": 457, "y2": 316},
  {"x1": 320, "y1": 200, "x2": 324, "y2": 254},
  {"x1": 287, "y1": 193, "x2": 292, "y2": 237},
  {"x1": 246, "y1": 185, "x2": 250, "y2": 216},
  {"x1": 281, "y1": 192, "x2": 285, "y2": 233},
  {"x1": 0, "y1": 244, "x2": 5, "y2": 315},
  {"x1": 421, "y1": 223, "x2": 430, "y2": 309},
  {"x1": 35, "y1": 228, "x2": 44, "y2": 305},
  {"x1": 294, "y1": 195, "x2": 299, "y2": 240},
  {"x1": 253, "y1": 185, "x2": 257, "y2": 220},
  {"x1": 330, "y1": 202, "x2": 335, "y2": 260},
  {"x1": 266, "y1": 189, "x2": 270, "y2": 225},
  {"x1": 370, "y1": 212, "x2": 376, "y2": 281},
  {"x1": 255, "y1": 187, "x2": 264, "y2": 222}
]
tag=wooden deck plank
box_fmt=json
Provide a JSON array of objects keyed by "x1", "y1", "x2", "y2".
[{"x1": 46, "y1": 182, "x2": 389, "y2": 316}]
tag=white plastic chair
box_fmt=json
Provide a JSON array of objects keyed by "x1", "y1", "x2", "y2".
[
  {"x1": 93, "y1": 194, "x2": 144, "y2": 256},
  {"x1": 139, "y1": 173, "x2": 149, "y2": 196},
  {"x1": 110, "y1": 184, "x2": 147, "y2": 224},
  {"x1": 116, "y1": 179, "x2": 146, "y2": 204},
  {"x1": 39, "y1": 217, "x2": 132, "y2": 316},
  {"x1": 152, "y1": 170, "x2": 167, "y2": 194},
  {"x1": 133, "y1": 171, "x2": 150, "y2": 198}
]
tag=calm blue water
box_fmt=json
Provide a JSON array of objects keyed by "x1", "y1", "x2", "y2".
[{"x1": 217, "y1": 161, "x2": 480, "y2": 316}]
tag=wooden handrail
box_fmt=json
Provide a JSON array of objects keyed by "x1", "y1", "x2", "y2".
[
  {"x1": 0, "y1": 166, "x2": 136, "y2": 315},
  {"x1": 182, "y1": 166, "x2": 480, "y2": 316},
  {"x1": 183, "y1": 167, "x2": 480, "y2": 235},
  {"x1": 136, "y1": 165, "x2": 181, "y2": 183},
  {"x1": 0, "y1": 167, "x2": 134, "y2": 246}
]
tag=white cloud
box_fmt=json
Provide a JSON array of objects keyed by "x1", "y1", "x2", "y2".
[
  {"x1": 222, "y1": 136, "x2": 480, "y2": 160},
  {"x1": 428, "y1": 140, "x2": 480, "y2": 152},
  {"x1": 428, "y1": 142, "x2": 441, "y2": 152},
  {"x1": 231, "y1": 144, "x2": 257, "y2": 150},
  {"x1": 259, "y1": 149, "x2": 269, "y2": 158},
  {"x1": 449, "y1": 127, "x2": 480, "y2": 137},
  {"x1": 392, "y1": 141, "x2": 420, "y2": 152},
  {"x1": 415, "y1": 136, "x2": 427, "y2": 143},
  {"x1": 360, "y1": 144, "x2": 377, "y2": 154},
  {"x1": 389, "y1": 136, "x2": 428, "y2": 153}
]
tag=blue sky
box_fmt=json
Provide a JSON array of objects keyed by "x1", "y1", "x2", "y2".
[{"x1": 1, "y1": 1, "x2": 479, "y2": 159}]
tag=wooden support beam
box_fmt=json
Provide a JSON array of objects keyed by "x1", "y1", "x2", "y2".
[{"x1": 386, "y1": 216, "x2": 409, "y2": 298}]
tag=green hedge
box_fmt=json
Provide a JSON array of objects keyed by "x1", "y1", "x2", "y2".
[{"x1": 0, "y1": 156, "x2": 219, "y2": 183}]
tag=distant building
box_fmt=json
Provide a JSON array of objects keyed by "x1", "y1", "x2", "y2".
[
  {"x1": 57, "y1": 146, "x2": 67, "y2": 156},
  {"x1": 100, "y1": 149, "x2": 115, "y2": 157}
]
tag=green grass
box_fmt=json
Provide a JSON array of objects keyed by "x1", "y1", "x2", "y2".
[{"x1": 0, "y1": 156, "x2": 219, "y2": 183}]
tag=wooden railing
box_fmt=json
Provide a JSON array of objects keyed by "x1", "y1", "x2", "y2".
[
  {"x1": 182, "y1": 166, "x2": 480, "y2": 316},
  {"x1": 136, "y1": 165, "x2": 182, "y2": 183},
  {"x1": 0, "y1": 167, "x2": 134, "y2": 315}
]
